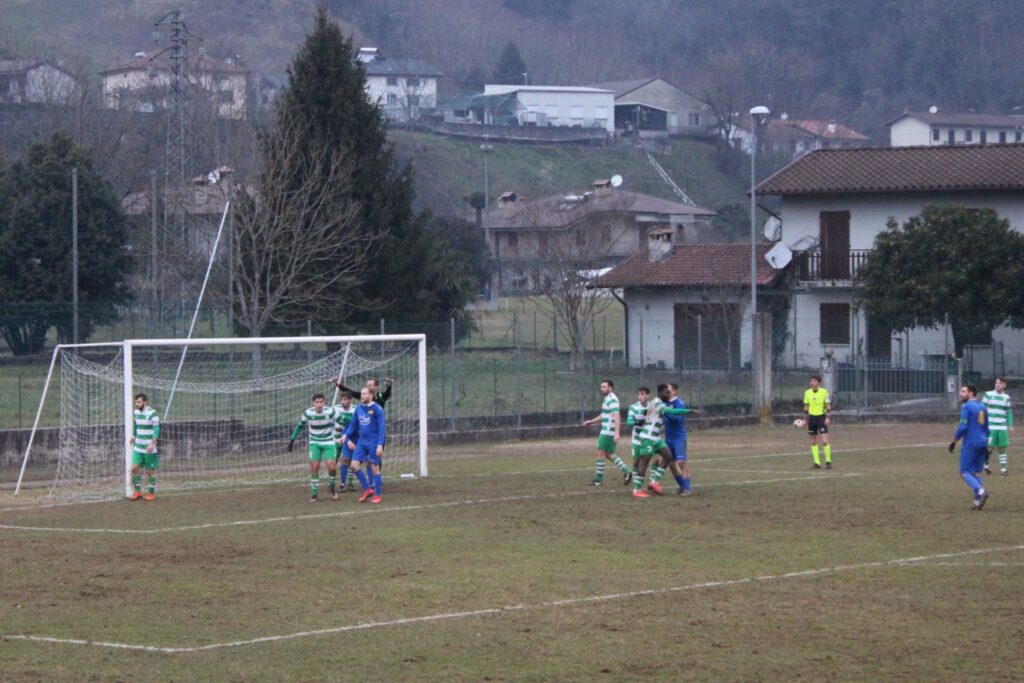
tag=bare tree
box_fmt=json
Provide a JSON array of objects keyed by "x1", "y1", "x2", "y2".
[{"x1": 397, "y1": 76, "x2": 434, "y2": 125}]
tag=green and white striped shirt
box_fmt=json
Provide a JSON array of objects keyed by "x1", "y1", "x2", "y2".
[
  {"x1": 639, "y1": 398, "x2": 665, "y2": 443},
  {"x1": 982, "y1": 390, "x2": 1012, "y2": 431},
  {"x1": 133, "y1": 406, "x2": 160, "y2": 453},
  {"x1": 292, "y1": 406, "x2": 340, "y2": 444},
  {"x1": 628, "y1": 401, "x2": 648, "y2": 447},
  {"x1": 333, "y1": 404, "x2": 356, "y2": 440},
  {"x1": 600, "y1": 393, "x2": 621, "y2": 437}
]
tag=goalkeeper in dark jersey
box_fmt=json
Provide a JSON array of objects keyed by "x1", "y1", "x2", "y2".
[{"x1": 333, "y1": 377, "x2": 393, "y2": 406}]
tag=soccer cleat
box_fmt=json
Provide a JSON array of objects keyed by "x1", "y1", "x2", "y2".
[
  {"x1": 623, "y1": 471, "x2": 633, "y2": 485},
  {"x1": 647, "y1": 482, "x2": 663, "y2": 495},
  {"x1": 331, "y1": 491, "x2": 339, "y2": 501},
  {"x1": 309, "y1": 496, "x2": 318, "y2": 503},
  {"x1": 812, "y1": 463, "x2": 822, "y2": 470},
  {"x1": 143, "y1": 492, "x2": 155, "y2": 501},
  {"x1": 370, "y1": 495, "x2": 382, "y2": 504},
  {"x1": 825, "y1": 462, "x2": 832, "y2": 470},
  {"x1": 984, "y1": 465, "x2": 993, "y2": 475},
  {"x1": 632, "y1": 489, "x2": 650, "y2": 499},
  {"x1": 129, "y1": 491, "x2": 143, "y2": 500},
  {"x1": 591, "y1": 479, "x2": 604, "y2": 487},
  {"x1": 359, "y1": 489, "x2": 375, "y2": 503},
  {"x1": 677, "y1": 489, "x2": 692, "y2": 496},
  {"x1": 338, "y1": 483, "x2": 348, "y2": 493},
  {"x1": 1001, "y1": 469, "x2": 1008, "y2": 476},
  {"x1": 977, "y1": 488, "x2": 990, "y2": 510}
]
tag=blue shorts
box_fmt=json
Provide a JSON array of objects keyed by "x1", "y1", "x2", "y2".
[
  {"x1": 339, "y1": 441, "x2": 354, "y2": 461},
  {"x1": 667, "y1": 438, "x2": 687, "y2": 462},
  {"x1": 352, "y1": 442, "x2": 381, "y2": 466},
  {"x1": 959, "y1": 444, "x2": 987, "y2": 474}
]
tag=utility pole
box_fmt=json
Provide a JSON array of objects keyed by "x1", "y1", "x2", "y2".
[
  {"x1": 480, "y1": 137, "x2": 494, "y2": 302},
  {"x1": 71, "y1": 166, "x2": 79, "y2": 346},
  {"x1": 150, "y1": 169, "x2": 158, "y2": 327},
  {"x1": 227, "y1": 178, "x2": 234, "y2": 336}
]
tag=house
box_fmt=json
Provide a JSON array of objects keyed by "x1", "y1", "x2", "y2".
[
  {"x1": 485, "y1": 183, "x2": 715, "y2": 294},
  {"x1": 590, "y1": 236, "x2": 782, "y2": 370},
  {"x1": 887, "y1": 109, "x2": 1024, "y2": 147},
  {"x1": 358, "y1": 47, "x2": 442, "y2": 122},
  {"x1": 587, "y1": 77, "x2": 714, "y2": 137},
  {"x1": 730, "y1": 117, "x2": 868, "y2": 158},
  {"x1": 476, "y1": 85, "x2": 615, "y2": 133},
  {"x1": 100, "y1": 51, "x2": 250, "y2": 119},
  {"x1": 755, "y1": 144, "x2": 1024, "y2": 374},
  {"x1": 0, "y1": 60, "x2": 77, "y2": 104}
]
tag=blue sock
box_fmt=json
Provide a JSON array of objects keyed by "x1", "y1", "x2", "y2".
[
  {"x1": 374, "y1": 473, "x2": 382, "y2": 496},
  {"x1": 356, "y1": 468, "x2": 370, "y2": 491},
  {"x1": 339, "y1": 463, "x2": 349, "y2": 486},
  {"x1": 961, "y1": 472, "x2": 982, "y2": 495},
  {"x1": 673, "y1": 474, "x2": 686, "y2": 490},
  {"x1": 683, "y1": 478, "x2": 692, "y2": 491}
]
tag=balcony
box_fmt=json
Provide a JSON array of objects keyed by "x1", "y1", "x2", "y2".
[{"x1": 794, "y1": 249, "x2": 870, "y2": 285}]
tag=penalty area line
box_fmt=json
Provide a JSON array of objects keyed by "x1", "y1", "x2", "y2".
[{"x1": 5, "y1": 542, "x2": 1020, "y2": 654}]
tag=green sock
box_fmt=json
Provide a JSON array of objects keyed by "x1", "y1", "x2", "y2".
[
  {"x1": 649, "y1": 466, "x2": 665, "y2": 484},
  {"x1": 823, "y1": 444, "x2": 831, "y2": 463},
  {"x1": 595, "y1": 459, "x2": 606, "y2": 482},
  {"x1": 612, "y1": 455, "x2": 630, "y2": 475},
  {"x1": 632, "y1": 464, "x2": 643, "y2": 492},
  {"x1": 328, "y1": 475, "x2": 336, "y2": 491},
  {"x1": 132, "y1": 474, "x2": 142, "y2": 492},
  {"x1": 147, "y1": 476, "x2": 156, "y2": 494},
  {"x1": 811, "y1": 445, "x2": 820, "y2": 465},
  {"x1": 348, "y1": 469, "x2": 355, "y2": 485},
  {"x1": 310, "y1": 475, "x2": 319, "y2": 498}
]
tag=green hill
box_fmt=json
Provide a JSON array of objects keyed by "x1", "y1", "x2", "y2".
[{"x1": 389, "y1": 131, "x2": 748, "y2": 222}]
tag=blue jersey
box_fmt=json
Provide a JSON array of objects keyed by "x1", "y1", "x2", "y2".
[
  {"x1": 663, "y1": 397, "x2": 687, "y2": 441},
  {"x1": 955, "y1": 399, "x2": 989, "y2": 447},
  {"x1": 343, "y1": 402, "x2": 387, "y2": 447}
]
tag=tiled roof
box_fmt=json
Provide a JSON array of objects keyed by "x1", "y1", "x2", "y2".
[
  {"x1": 789, "y1": 119, "x2": 868, "y2": 140},
  {"x1": 591, "y1": 243, "x2": 778, "y2": 288},
  {"x1": 486, "y1": 190, "x2": 715, "y2": 230},
  {"x1": 0, "y1": 59, "x2": 71, "y2": 76},
  {"x1": 756, "y1": 144, "x2": 1024, "y2": 195},
  {"x1": 887, "y1": 110, "x2": 1024, "y2": 129},
  {"x1": 363, "y1": 58, "x2": 442, "y2": 78},
  {"x1": 101, "y1": 51, "x2": 249, "y2": 75}
]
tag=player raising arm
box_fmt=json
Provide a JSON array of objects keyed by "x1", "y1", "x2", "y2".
[
  {"x1": 949, "y1": 384, "x2": 990, "y2": 510},
  {"x1": 344, "y1": 387, "x2": 387, "y2": 504},
  {"x1": 582, "y1": 379, "x2": 632, "y2": 486},
  {"x1": 129, "y1": 393, "x2": 160, "y2": 501},
  {"x1": 289, "y1": 393, "x2": 340, "y2": 502},
  {"x1": 333, "y1": 377, "x2": 393, "y2": 407}
]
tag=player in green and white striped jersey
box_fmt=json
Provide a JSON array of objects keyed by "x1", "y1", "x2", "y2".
[
  {"x1": 581, "y1": 379, "x2": 632, "y2": 486},
  {"x1": 129, "y1": 393, "x2": 160, "y2": 501},
  {"x1": 289, "y1": 393, "x2": 341, "y2": 501},
  {"x1": 626, "y1": 387, "x2": 653, "y2": 498},
  {"x1": 981, "y1": 378, "x2": 1013, "y2": 475}
]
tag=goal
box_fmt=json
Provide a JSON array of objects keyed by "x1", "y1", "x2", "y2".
[{"x1": 17, "y1": 335, "x2": 428, "y2": 498}]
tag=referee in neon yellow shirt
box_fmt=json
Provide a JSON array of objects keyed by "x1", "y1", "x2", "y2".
[{"x1": 803, "y1": 374, "x2": 832, "y2": 469}]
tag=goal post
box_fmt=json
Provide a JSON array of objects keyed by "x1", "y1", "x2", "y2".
[{"x1": 18, "y1": 334, "x2": 429, "y2": 499}]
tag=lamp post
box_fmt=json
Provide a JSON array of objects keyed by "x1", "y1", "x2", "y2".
[
  {"x1": 480, "y1": 137, "x2": 494, "y2": 301},
  {"x1": 749, "y1": 106, "x2": 770, "y2": 320}
]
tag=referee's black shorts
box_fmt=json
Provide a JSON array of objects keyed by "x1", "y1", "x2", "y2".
[{"x1": 807, "y1": 414, "x2": 829, "y2": 435}]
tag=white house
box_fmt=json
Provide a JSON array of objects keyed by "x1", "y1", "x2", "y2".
[
  {"x1": 888, "y1": 109, "x2": 1024, "y2": 147},
  {"x1": 587, "y1": 77, "x2": 714, "y2": 137},
  {"x1": 756, "y1": 144, "x2": 1024, "y2": 375},
  {"x1": 0, "y1": 60, "x2": 77, "y2": 104},
  {"x1": 730, "y1": 117, "x2": 867, "y2": 158},
  {"x1": 481, "y1": 85, "x2": 615, "y2": 133},
  {"x1": 358, "y1": 47, "x2": 441, "y2": 122}
]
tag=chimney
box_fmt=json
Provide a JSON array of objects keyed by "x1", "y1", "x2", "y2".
[
  {"x1": 358, "y1": 47, "x2": 379, "y2": 63},
  {"x1": 592, "y1": 179, "x2": 612, "y2": 197},
  {"x1": 647, "y1": 227, "x2": 674, "y2": 262},
  {"x1": 499, "y1": 191, "x2": 518, "y2": 217}
]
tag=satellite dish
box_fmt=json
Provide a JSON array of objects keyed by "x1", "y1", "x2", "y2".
[
  {"x1": 763, "y1": 216, "x2": 782, "y2": 242},
  {"x1": 610, "y1": 174, "x2": 623, "y2": 188},
  {"x1": 929, "y1": 105, "x2": 939, "y2": 114},
  {"x1": 780, "y1": 112, "x2": 789, "y2": 121},
  {"x1": 765, "y1": 242, "x2": 793, "y2": 270},
  {"x1": 789, "y1": 234, "x2": 819, "y2": 251},
  {"x1": 207, "y1": 170, "x2": 221, "y2": 185}
]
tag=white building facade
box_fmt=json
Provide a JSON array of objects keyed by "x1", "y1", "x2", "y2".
[
  {"x1": 0, "y1": 60, "x2": 77, "y2": 104},
  {"x1": 359, "y1": 48, "x2": 441, "y2": 122},
  {"x1": 888, "y1": 110, "x2": 1024, "y2": 147},
  {"x1": 483, "y1": 85, "x2": 615, "y2": 133}
]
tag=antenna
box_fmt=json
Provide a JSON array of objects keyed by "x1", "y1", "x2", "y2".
[{"x1": 610, "y1": 174, "x2": 623, "y2": 188}]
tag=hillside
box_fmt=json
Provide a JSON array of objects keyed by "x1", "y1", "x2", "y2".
[{"x1": 389, "y1": 131, "x2": 748, "y2": 226}]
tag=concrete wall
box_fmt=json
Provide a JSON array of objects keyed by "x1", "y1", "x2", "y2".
[
  {"x1": 484, "y1": 86, "x2": 615, "y2": 133},
  {"x1": 890, "y1": 117, "x2": 1023, "y2": 146}
]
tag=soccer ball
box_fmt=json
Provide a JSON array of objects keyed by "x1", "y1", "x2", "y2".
[{"x1": 793, "y1": 419, "x2": 805, "y2": 429}]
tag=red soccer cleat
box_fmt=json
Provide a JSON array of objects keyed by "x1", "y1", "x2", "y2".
[
  {"x1": 143, "y1": 492, "x2": 155, "y2": 501},
  {"x1": 647, "y1": 482, "x2": 663, "y2": 495},
  {"x1": 129, "y1": 491, "x2": 143, "y2": 500},
  {"x1": 370, "y1": 495, "x2": 382, "y2": 504},
  {"x1": 359, "y1": 489, "x2": 375, "y2": 503},
  {"x1": 632, "y1": 490, "x2": 650, "y2": 499}
]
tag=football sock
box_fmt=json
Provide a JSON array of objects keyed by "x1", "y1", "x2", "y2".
[
  {"x1": 348, "y1": 468, "x2": 356, "y2": 486},
  {"x1": 612, "y1": 455, "x2": 630, "y2": 474},
  {"x1": 595, "y1": 459, "x2": 605, "y2": 482},
  {"x1": 147, "y1": 476, "x2": 156, "y2": 494},
  {"x1": 328, "y1": 474, "x2": 336, "y2": 492},
  {"x1": 373, "y1": 473, "x2": 382, "y2": 496},
  {"x1": 961, "y1": 472, "x2": 982, "y2": 495},
  {"x1": 310, "y1": 475, "x2": 319, "y2": 498},
  {"x1": 824, "y1": 444, "x2": 832, "y2": 463},
  {"x1": 673, "y1": 473, "x2": 686, "y2": 490},
  {"x1": 632, "y1": 464, "x2": 643, "y2": 492},
  {"x1": 132, "y1": 474, "x2": 142, "y2": 492},
  {"x1": 811, "y1": 445, "x2": 821, "y2": 466},
  {"x1": 999, "y1": 451, "x2": 1008, "y2": 468},
  {"x1": 683, "y1": 477, "x2": 692, "y2": 491},
  {"x1": 339, "y1": 463, "x2": 349, "y2": 486},
  {"x1": 649, "y1": 466, "x2": 666, "y2": 484},
  {"x1": 356, "y1": 469, "x2": 370, "y2": 491}
]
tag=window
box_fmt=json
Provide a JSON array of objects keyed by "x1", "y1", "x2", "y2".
[
  {"x1": 947, "y1": 129, "x2": 955, "y2": 145},
  {"x1": 594, "y1": 106, "x2": 608, "y2": 120},
  {"x1": 407, "y1": 94, "x2": 420, "y2": 106},
  {"x1": 980, "y1": 130, "x2": 987, "y2": 144},
  {"x1": 820, "y1": 303, "x2": 850, "y2": 345},
  {"x1": 507, "y1": 233, "x2": 518, "y2": 249},
  {"x1": 689, "y1": 112, "x2": 701, "y2": 127},
  {"x1": 386, "y1": 76, "x2": 398, "y2": 86},
  {"x1": 1000, "y1": 131, "x2": 1007, "y2": 143},
  {"x1": 406, "y1": 77, "x2": 420, "y2": 88},
  {"x1": 932, "y1": 127, "x2": 940, "y2": 142},
  {"x1": 575, "y1": 229, "x2": 586, "y2": 247},
  {"x1": 386, "y1": 93, "x2": 397, "y2": 104},
  {"x1": 965, "y1": 129, "x2": 973, "y2": 142},
  {"x1": 546, "y1": 105, "x2": 559, "y2": 120}
]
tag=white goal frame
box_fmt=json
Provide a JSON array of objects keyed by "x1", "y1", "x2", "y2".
[{"x1": 16, "y1": 334, "x2": 429, "y2": 498}]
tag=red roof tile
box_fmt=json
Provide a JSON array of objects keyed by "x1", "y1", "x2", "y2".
[
  {"x1": 756, "y1": 144, "x2": 1024, "y2": 195},
  {"x1": 591, "y1": 243, "x2": 778, "y2": 288}
]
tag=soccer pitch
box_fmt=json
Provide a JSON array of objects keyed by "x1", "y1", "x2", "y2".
[{"x1": 1, "y1": 423, "x2": 1022, "y2": 681}]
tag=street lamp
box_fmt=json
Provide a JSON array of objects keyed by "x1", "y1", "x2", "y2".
[
  {"x1": 749, "y1": 106, "x2": 770, "y2": 319},
  {"x1": 480, "y1": 137, "x2": 494, "y2": 301}
]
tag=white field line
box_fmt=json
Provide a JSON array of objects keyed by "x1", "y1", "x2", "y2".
[
  {"x1": 5, "y1": 542, "x2": 1020, "y2": 654},
  {"x1": 0, "y1": 440, "x2": 940, "y2": 514},
  {"x1": 0, "y1": 474, "x2": 859, "y2": 535},
  {"x1": 699, "y1": 467, "x2": 827, "y2": 476},
  {"x1": 902, "y1": 562, "x2": 1024, "y2": 567}
]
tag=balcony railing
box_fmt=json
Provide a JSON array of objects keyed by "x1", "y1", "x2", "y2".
[{"x1": 794, "y1": 249, "x2": 870, "y2": 283}]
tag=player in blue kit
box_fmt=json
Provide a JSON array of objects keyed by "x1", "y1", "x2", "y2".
[
  {"x1": 663, "y1": 382, "x2": 698, "y2": 496},
  {"x1": 948, "y1": 384, "x2": 991, "y2": 511},
  {"x1": 343, "y1": 387, "x2": 387, "y2": 504}
]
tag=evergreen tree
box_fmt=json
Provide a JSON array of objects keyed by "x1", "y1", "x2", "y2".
[{"x1": 493, "y1": 42, "x2": 529, "y2": 84}]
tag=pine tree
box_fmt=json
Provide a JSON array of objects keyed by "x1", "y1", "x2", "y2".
[{"x1": 493, "y1": 42, "x2": 529, "y2": 85}]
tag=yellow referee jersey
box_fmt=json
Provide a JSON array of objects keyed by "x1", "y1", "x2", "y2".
[{"x1": 803, "y1": 388, "x2": 830, "y2": 416}]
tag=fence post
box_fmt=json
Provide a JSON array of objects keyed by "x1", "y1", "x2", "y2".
[
  {"x1": 753, "y1": 312, "x2": 773, "y2": 423},
  {"x1": 450, "y1": 317, "x2": 456, "y2": 433},
  {"x1": 533, "y1": 311, "x2": 537, "y2": 349},
  {"x1": 542, "y1": 357, "x2": 548, "y2": 413},
  {"x1": 862, "y1": 353, "x2": 869, "y2": 411},
  {"x1": 492, "y1": 357, "x2": 498, "y2": 417},
  {"x1": 18, "y1": 372, "x2": 23, "y2": 430},
  {"x1": 697, "y1": 314, "x2": 703, "y2": 408},
  {"x1": 516, "y1": 319, "x2": 523, "y2": 434}
]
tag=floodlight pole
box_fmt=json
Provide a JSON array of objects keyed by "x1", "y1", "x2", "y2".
[
  {"x1": 72, "y1": 166, "x2": 79, "y2": 346},
  {"x1": 749, "y1": 106, "x2": 769, "y2": 413}
]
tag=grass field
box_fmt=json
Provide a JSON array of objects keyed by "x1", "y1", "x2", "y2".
[{"x1": 1, "y1": 422, "x2": 1022, "y2": 681}]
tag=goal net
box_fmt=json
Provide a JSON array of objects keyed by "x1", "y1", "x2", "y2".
[{"x1": 19, "y1": 335, "x2": 427, "y2": 499}]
